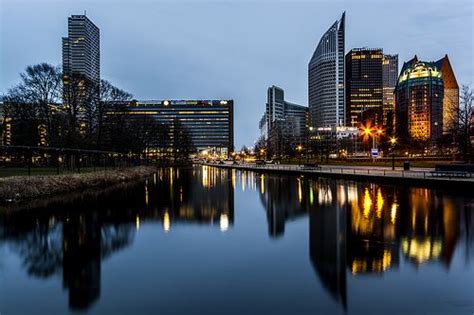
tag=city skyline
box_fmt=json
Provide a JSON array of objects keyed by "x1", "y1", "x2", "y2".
[{"x1": 1, "y1": 0, "x2": 472, "y2": 148}]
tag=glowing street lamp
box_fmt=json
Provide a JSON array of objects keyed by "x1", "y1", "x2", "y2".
[{"x1": 389, "y1": 136, "x2": 397, "y2": 170}]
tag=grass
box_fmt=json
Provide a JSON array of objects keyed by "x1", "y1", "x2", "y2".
[
  {"x1": 0, "y1": 167, "x2": 98, "y2": 178},
  {"x1": 0, "y1": 166, "x2": 156, "y2": 202}
]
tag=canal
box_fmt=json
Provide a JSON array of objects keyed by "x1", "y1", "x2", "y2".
[{"x1": 0, "y1": 165, "x2": 473, "y2": 314}]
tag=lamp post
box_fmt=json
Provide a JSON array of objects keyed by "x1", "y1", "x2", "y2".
[
  {"x1": 389, "y1": 136, "x2": 397, "y2": 170},
  {"x1": 361, "y1": 126, "x2": 383, "y2": 160},
  {"x1": 296, "y1": 145, "x2": 303, "y2": 165}
]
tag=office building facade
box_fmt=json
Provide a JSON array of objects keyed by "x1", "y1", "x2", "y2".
[
  {"x1": 106, "y1": 100, "x2": 234, "y2": 157},
  {"x1": 308, "y1": 12, "x2": 345, "y2": 128},
  {"x1": 262, "y1": 85, "x2": 308, "y2": 140},
  {"x1": 345, "y1": 48, "x2": 383, "y2": 127},
  {"x1": 62, "y1": 15, "x2": 100, "y2": 99},
  {"x1": 395, "y1": 57, "x2": 444, "y2": 144},
  {"x1": 382, "y1": 54, "x2": 398, "y2": 130}
]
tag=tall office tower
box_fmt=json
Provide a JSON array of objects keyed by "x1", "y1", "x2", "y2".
[
  {"x1": 266, "y1": 85, "x2": 286, "y2": 130},
  {"x1": 345, "y1": 48, "x2": 383, "y2": 127},
  {"x1": 382, "y1": 54, "x2": 398, "y2": 131},
  {"x1": 62, "y1": 14, "x2": 100, "y2": 100},
  {"x1": 264, "y1": 85, "x2": 308, "y2": 140},
  {"x1": 308, "y1": 12, "x2": 345, "y2": 128},
  {"x1": 284, "y1": 101, "x2": 309, "y2": 141},
  {"x1": 436, "y1": 55, "x2": 459, "y2": 134},
  {"x1": 395, "y1": 56, "x2": 444, "y2": 144}
]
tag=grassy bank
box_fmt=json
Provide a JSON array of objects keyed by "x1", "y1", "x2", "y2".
[{"x1": 0, "y1": 166, "x2": 156, "y2": 202}]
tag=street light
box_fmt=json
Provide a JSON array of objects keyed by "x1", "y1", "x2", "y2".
[
  {"x1": 389, "y1": 136, "x2": 397, "y2": 170},
  {"x1": 296, "y1": 145, "x2": 303, "y2": 164}
]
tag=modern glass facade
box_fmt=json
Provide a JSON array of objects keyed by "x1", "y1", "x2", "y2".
[
  {"x1": 308, "y1": 12, "x2": 345, "y2": 128},
  {"x1": 345, "y1": 48, "x2": 383, "y2": 127},
  {"x1": 62, "y1": 15, "x2": 100, "y2": 87},
  {"x1": 382, "y1": 54, "x2": 399, "y2": 130},
  {"x1": 106, "y1": 100, "x2": 234, "y2": 157},
  {"x1": 262, "y1": 85, "x2": 308, "y2": 141}
]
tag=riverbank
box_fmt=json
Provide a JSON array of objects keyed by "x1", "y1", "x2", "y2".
[
  {"x1": 0, "y1": 166, "x2": 156, "y2": 203},
  {"x1": 201, "y1": 163, "x2": 474, "y2": 192}
]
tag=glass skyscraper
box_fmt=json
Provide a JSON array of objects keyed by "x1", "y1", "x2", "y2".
[
  {"x1": 308, "y1": 12, "x2": 345, "y2": 128},
  {"x1": 345, "y1": 48, "x2": 384, "y2": 127},
  {"x1": 62, "y1": 15, "x2": 100, "y2": 99}
]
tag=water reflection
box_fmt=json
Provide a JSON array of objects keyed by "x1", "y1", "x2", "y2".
[
  {"x1": 0, "y1": 166, "x2": 234, "y2": 311},
  {"x1": 255, "y1": 172, "x2": 473, "y2": 311},
  {"x1": 0, "y1": 166, "x2": 472, "y2": 314}
]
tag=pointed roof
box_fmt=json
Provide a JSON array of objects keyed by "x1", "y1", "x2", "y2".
[{"x1": 436, "y1": 55, "x2": 459, "y2": 89}]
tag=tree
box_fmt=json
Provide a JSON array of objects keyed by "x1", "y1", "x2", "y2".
[
  {"x1": 97, "y1": 80, "x2": 133, "y2": 149},
  {"x1": 170, "y1": 119, "x2": 195, "y2": 161},
  {"x1": 456, "y1": 85, "x2": 473, "y2": 161},
  {"x1": 2, "y1": 63, "x2": 62, "y2": 146}
]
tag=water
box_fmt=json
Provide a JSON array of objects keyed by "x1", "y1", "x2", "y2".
[{"x1": 0, "y1": 165, "x2": 473, "y2": 315}]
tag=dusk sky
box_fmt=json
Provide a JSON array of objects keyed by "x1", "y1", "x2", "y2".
[{"x1": 1, "y1": 0, "x2": 472, "y2": 148}]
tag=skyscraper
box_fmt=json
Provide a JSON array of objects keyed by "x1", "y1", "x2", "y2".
[
  {"x1": 62, "y1": 14, "x2": 100, "y2": 99},
  {"x1": 382, "y1": 54, "x2": 398, "y2": 131},
  {"x1": 345, "y1": 48, "x2": 383, "y2": 127},
  {"x1": 266, "y1": 85, "x2": 286, "y2": 130},
  {"x1": 395, "y1": 55, "x2": 458, "y2": 144},
  {"x1": 262, "y1": 85, "x2": 308, "y2": 141},
  {"x1": 308, "y1": 12, "x2": 345, "y2": 128}
]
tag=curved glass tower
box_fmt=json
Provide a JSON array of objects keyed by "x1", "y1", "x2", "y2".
[{"x1": 308, "y1": 12, "x2": 345, "y2": 128}]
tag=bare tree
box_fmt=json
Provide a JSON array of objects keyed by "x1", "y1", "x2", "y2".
[
  {"x1": 97, "y1": 80, "x2": 133, "y2": 149},
  {"x1": 457, "y1": 85, "x2": 473, "y2": 161},
  {"x1": 2, "y1": 63, "x2": 62, "y2": 146}
]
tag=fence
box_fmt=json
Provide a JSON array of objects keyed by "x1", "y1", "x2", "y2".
[{"x1": 204, "y1": 162, "x2": 473, "y2": 181}]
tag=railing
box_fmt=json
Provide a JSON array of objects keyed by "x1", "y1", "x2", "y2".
[{"x1": 201, "y1": 162, "x2": 474, "y2": 181}]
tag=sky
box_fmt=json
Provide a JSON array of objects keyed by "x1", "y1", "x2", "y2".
[{"x1": 1, "y1": 0, "x2": 473, "y2": 148}]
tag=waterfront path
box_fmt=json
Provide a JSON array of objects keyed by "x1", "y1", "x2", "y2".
[{"x1": 199, "y1": 162, "x2": 474, "y2": 191}]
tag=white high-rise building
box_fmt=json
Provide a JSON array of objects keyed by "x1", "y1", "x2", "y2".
[{"x1": 308, "y1": 12, "x2": 345, "y2": 128}]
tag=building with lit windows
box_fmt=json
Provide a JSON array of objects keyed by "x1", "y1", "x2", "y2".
[
  {"x1": 395, "y1": 55, "x2": 458, "y2": 144},
  {"x1": 382, "y1": 54, "x2": 398, "y2": 131},
  {"x1": 62, "y1": 14, "x2": 100, "y2": 100},
  {"x1": 345, "y1": 48, "x2": 384, "y2": 127},
  {"x1": 106, "y1": 100, "x2": 234, "y2": 157},
  {"x1": 308, "y1": 12, "x2": 345, "y2": 128},
  {"x1": 261, "y1": 86, "x2": 308, "y2": 156}
]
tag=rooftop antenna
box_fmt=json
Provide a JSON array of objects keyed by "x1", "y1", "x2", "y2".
[{"x1": 84, "y1": 10, "x2": 87, "y2": 16}]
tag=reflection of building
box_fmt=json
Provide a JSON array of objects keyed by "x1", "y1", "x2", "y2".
[
  {"x1": 398, "y1": 188, "x2": 460, "y2": 267},
  {"x1": 106, "y1": 100, "x2": 233, "y2": 157},
  {"x1": 257, "y1": 174, "x2": 309, "y2": 237},
  {"x1": 62, "y1": 213, "x2": 101, "y2": 310},
  {"x1": 308, "y1": 12, "x2": 345, "y2": 128},
  {"x1": 151, "y1": 166, "x2": 235, "y2": 230},
  {"x1": 309, "y1": 181, "x2": 347, "y2": 309},
  {"x1": 304, "y1": 178, "x2": 471, "y2": 310},
  {"x1": 395, "y1": 55, "x2": 458, "y2": 144},
  {"x1": 0, "y1": 166, "x2": 235, "y2": 311}
]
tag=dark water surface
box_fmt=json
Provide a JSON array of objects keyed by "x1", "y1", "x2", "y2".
[{"x1": 0, "y1": 166, "x2": 473, "y2": 315}]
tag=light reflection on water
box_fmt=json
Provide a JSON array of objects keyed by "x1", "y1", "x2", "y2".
[{"x1": 0, "y1": 165, "x2": 473, "y2": 314}]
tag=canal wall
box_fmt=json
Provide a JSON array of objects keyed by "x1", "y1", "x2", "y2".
[
  {"x1": 0, "y1": 166, "x2": 157, "y2": 203},
  {"x1": 202, "y1": 163, "x2": 474, "y2": 192}
]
